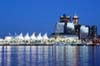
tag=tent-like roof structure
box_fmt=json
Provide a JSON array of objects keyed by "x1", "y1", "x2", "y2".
[
  {"x1": 42, "y1": 33, "x2": 48, "y2": 40},
  {"x1": 16, "y1": 33, "x2": 24, "y2": 40},
  {"x1": 37, "y1": 33, "x2": 42, "y2": 40},
  {"x1": 30, "y1": 32, "x2": 36, "y2": 40},
  {"x1": 24, "y1": 33, "x2": 30, "y2": 40}
]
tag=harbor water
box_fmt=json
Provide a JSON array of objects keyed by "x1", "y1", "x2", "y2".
[{"x1": 0, "y1": 44, "x2": 100, "y2": 66}]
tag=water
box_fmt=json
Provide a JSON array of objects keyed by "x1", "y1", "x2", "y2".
[{"x1": 0, "y1": 45, "x2": 100, "y2": 66}]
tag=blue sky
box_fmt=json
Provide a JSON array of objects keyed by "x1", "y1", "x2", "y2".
[{"x1": 0, "y1": 0, "x2": 100, "y2": 36}]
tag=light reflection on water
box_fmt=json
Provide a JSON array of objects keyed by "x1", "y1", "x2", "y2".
[{"x1": 0, "y1": 45, "x2": 100, "y2": 66}]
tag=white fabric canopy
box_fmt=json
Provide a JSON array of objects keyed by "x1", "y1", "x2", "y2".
[
  {"x1": 43, "y1": 33, "x2": 48, "y2": 40},
  {"x1": 16, "y1": 33, "x2": 24, "y2": 40},
  {"x1": 24, "y1": 33, "x2": 30, "y2": 40},
  {"x1": 30, "y1": 32, "x2": 36, "y2": 40},
  {"x1": 37, "y1": 33, "x2": 42, "y2": 40}
]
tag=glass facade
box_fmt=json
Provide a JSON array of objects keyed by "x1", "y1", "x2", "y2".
[{"x1": 55, "y1": 23, "x2": 64, "y2": 33}]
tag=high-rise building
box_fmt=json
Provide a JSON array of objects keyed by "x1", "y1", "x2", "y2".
[
  {"x1": 66, "y1": 22, "x2": 75, "y2": 34},
  {"x1": 90, "y1": 25, "x2": 97, "y2": 39},
  {"x1": 55, "y1": 22, "x2": 65, "y2": 33},
  {"x1": 80, "y1": 25, "x2": 89, "y2": 39},
  {"x1": 73, "y1": 15, "x2": 79, "y2": 25},
  {"x1": 86, "y1": 25, "x2": 91, "y2": 39},
  {"x1": 59, "y1": 14, "x2": 71, "y2": 34},
  {"x1": 74, "y1": 25, "x2": 81, "y2": 39},
  {"x1": 60, "y1": 14, "x2": 71, "y2": 23}
]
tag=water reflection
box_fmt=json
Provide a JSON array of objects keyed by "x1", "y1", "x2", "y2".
[
  {"x1": 0, "y1": 46, "x2": 2, "y2": 65},
  {"x1": 0, "y1": 45, "x2": 100, "y2": 66}
]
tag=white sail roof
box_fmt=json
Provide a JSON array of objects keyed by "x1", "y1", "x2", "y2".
[
  {"x1": 24, "y1": 33, "x2": 30, "y2": 40},
  {"x1": 30, "y1": 32, "x2": 36, "y2": 40},
  {"x1": 16, "y1": 33, "x2": 24, "y2": 40},
  {"x1": 43, "y1": 33, "x2": 48, "y2": 40},
  {"x1": 37, "y1": 33, "x2": 42, "y2": 40}
]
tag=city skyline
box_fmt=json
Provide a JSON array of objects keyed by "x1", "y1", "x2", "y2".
[{"x1": 0, "y1": 0, "x2": 100, "y2": 36}]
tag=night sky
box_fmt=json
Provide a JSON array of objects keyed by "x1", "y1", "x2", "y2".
[{"x1": 0, "y1": 0, "x2": 100, "y2": 36}]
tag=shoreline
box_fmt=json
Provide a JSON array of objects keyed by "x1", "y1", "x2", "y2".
[{"x1": 0, "y1": 43, "x2": 97, "y2": 46}]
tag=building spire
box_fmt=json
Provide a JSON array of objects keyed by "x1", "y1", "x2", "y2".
[
  {"x1": 73, "y1": 13, "x2": 79, "y2": 25},
  {"x1": 60, "y1": 13, "x2": 70, "y2": 23}
]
